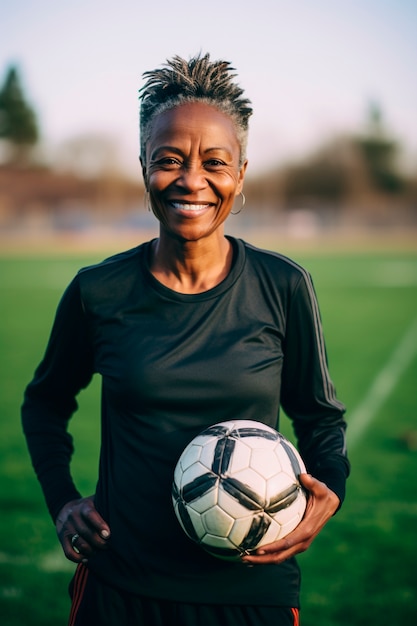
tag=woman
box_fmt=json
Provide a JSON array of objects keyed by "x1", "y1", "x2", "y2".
[{"x1": 22, "y1": 53, "x2": 350, "y2": 626}]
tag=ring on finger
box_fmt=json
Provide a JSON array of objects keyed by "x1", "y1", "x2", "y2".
[{"x1": 71, "y1": 533, "x2": 80, "y2": 553}]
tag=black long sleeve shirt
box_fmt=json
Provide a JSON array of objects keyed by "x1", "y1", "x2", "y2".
[{"x1": 22, "y1": 237, "x2": 349, "y2": 607}]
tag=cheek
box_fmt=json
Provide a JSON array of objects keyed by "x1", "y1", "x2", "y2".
[
  {"x1": 223, "y1": 179, "x2": 243, "y2": 202},
  {"x1": 148, "y1": 171, "x2": 166, "y2": 191},
  {"x1": 148, "y1": 174, "x2": 175, "y2": 208}
]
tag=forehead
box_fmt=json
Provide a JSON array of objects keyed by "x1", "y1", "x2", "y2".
[{"x1": 147, "y1": 101, "x2": 240, "y2": 150}]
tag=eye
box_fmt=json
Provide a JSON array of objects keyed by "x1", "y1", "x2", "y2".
[
  {"x1": 153, "y1": 157, "x2": 182, "y2": 169},
  {"x1": 204, "y1": 159, "x2": 226, "y2": 169}
]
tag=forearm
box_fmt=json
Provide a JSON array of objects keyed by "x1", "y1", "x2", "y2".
[
  {"x1": 22, "y1": 394, "x2": 82, "y2": 521},
  {"x1": 294, "y1": 414, "x2": 349, "y2": 505},
  {"x1": 21, "y1": 275, "x2": 93, "y2": 521}
]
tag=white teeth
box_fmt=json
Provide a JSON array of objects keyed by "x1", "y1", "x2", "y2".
[{"x1": 172, "y1": 202, "x2": 208, "y2": 211}]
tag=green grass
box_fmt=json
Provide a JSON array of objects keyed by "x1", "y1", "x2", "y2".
[{"x1": 1, "y1": 246, "x2": 416, "y2": 625}]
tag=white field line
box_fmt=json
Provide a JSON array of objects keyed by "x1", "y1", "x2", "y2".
[{"x1": 347, "y1": 315, "x2": 417, "y2": 448}]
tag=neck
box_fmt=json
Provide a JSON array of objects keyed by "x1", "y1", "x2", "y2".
[{"x1": 149, "y1": 231, "x2": 233, "y2": 294}]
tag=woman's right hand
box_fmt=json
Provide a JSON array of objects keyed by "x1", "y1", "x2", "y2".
[{"x1": 55, "y1": 496, "x2": 111, "y2": 563}]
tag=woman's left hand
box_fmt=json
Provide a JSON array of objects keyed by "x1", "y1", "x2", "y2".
[{"x1": 241, "y1": 473, "x2": 340, "y2": 565}]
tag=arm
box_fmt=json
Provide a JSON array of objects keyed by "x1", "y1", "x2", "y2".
[
  {"x1": 21, "y1": 276, "x2": 110, "y2": 562},
  {"x1": 280, "y1": 270, "x2": 350, "y2": 503},
  {"x1": 243, "y1": 270, "x2": 350, "y2": 564}
]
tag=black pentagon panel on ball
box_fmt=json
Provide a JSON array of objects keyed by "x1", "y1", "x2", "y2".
[
  {"x1": 267, "y1": 484, "x2": 300, "y2": 514},
  {"x1": 222, "y1": 477, "x2": 265, "y2": 510},
  {"x1": 234, "y1": 427, "x2": 278, "y2": 442},
  {"x1": 199, "y1": 424, "x2": 230, "y2": 438},
  {"x1": 238, "y1": 513, "x2": 272, "y2": 553},
  {"x1": 182, "y1": 472, "x2": 218, "y2": 503},
  {"x1": 280, "y1": 437, "x2": 304, "y2": 477},
  {"x1": 173, "y1": 495, "x2": 201, "y2": 543},
  {"x1": 212, "y1": 436, "x2": 236, "y2": 475}
]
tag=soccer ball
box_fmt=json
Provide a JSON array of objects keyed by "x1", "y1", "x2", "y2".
[{"x1": 172, "y1": 420, "x2": 307, "y2": 560}]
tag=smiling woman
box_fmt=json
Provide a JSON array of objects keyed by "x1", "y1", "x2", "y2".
[
  {"x1": 21, "y1": 52, "x2": 349, "y2": 626},
  {"x1": 138, "y1": 54, "x2": 251, "y2": 293}
]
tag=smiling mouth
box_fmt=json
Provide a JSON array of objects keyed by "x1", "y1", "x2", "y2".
[{"x1": 171, "y1": 202, "x2": 212, "y2": 212}]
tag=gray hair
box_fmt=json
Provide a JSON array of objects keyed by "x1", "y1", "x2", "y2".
[{"x1": 139, "y1": 53, "x2": 253, "y2": 167}]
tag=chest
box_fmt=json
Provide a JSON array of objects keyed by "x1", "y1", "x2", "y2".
[{"x1": 87, "y1": 284, "x2": 286, "y2": 421}]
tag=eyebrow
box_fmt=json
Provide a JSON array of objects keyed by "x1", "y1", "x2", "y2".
[
  {"x1": 150, "y1": 146, "x2": 234, "y2": 160},
  {"x1": 150, "y1": 146, "x2": 182, "y2": 160}
]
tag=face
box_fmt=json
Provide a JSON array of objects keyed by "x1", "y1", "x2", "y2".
[{"x1": 142, "y1": 102, "x2": 247, "y2": 243}]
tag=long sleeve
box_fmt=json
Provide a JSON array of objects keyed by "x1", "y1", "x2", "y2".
[
  {"x1": 21, "y1": 276, "x2": 95, "y2": 521},
  {"x1": 280, "y1": 271, "x2": 350, "y2": 504}
]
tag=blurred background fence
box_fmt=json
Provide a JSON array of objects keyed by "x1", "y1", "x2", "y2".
[{"x1": 0, "y1": 64, "x2": 416, "y2": 251}]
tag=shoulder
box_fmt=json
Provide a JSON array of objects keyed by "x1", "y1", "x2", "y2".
[
  {"x1": 75, "y1": 242, "x2": 150, "y2": 307},
  {"x1": 240, "y1": 239, "x2": 310, "y2": 288},
  {"x1": 79, "y1": 244, "x2": 145, "y2": 278}
]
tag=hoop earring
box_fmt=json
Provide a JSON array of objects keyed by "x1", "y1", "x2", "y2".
[
  {"x1": 231, "y1": 192, "x2": 246, "y2": 215},
  {"x1": 144, "y1": 190, "x2": 151, "y2": 212}
]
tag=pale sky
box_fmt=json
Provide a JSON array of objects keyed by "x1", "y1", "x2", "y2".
[{"x1": 1, "y1": 0, "x2": 416, "y2": 178}]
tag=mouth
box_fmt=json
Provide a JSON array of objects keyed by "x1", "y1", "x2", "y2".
[{"x1": 170, "y1": 201, "x2": 213, "y2": 213}]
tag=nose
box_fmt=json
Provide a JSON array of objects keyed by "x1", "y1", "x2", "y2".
[{"x1": 177, "y1": 164, "x2": 207, "y2": 193}]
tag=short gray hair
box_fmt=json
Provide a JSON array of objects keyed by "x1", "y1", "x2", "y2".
[{"x1": 139, "y1": 53, "x2": 253, "y2": 167}]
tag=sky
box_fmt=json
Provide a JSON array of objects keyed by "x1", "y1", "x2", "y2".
[{"x1": 1, "y1": 0, "x2": 417, "y2": 178}]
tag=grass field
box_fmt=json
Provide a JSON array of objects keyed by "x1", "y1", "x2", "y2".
[{"x1": 1, "y1": 240, "x2": 416, "y2": 625}]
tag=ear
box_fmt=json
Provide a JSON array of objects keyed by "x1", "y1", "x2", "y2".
[
  {"x1": 140, "y1": 157, "x2": 148, "y2": 190},
  {"x1": 236, "y1": 160, "x2": 248, "y2": 195}
]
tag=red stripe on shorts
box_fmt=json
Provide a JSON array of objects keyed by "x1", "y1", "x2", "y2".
[
  {"x1": 291, "y1": 607, "x2": 300, "y2": 626},
  {"x1": 68, "y1": 563, "x2": 89, "y2": 626}
]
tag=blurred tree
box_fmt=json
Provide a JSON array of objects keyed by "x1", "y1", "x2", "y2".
[
  {"x1": 282, "y1": 140, "x2": 350, "y2": 209},
  {"x1": 0, "y1": 65, "x2": 39, "y2": 164},
  {"x1": 356, "y1": 102, "x2": 404, "y2": 193}
]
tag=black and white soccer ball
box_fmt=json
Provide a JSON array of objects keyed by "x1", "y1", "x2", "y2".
[{"x1": 172, "y1": 420, "x2": 307, "y2": 560}]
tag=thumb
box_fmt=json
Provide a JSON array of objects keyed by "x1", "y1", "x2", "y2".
[{"x1": 299, "y1": 472, "x2": 315, "y2": 490}]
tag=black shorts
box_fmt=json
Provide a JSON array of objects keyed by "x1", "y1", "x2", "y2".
[{"x1": 69, "y1": 564, "x2": 300, "y2": 626}]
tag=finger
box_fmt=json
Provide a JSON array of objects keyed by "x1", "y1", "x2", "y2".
[
  {"x1": 71, "y1": 533, "x2": 81, "y2": 553},
  {"x1": 69, "y1": 532, "x2": 97, "y2": 559},
  {"x1": 299, "y1": 472, "x2": 315, "y2": 488},
  {"x1": 241, "y1": 531, "x2": 307, "y2": 564},
  {"x1": 78, "y1": 501, "x2": 111, "y2": 539},
  {"x1": 63, "y1": 501, "x2": 111, "y2": 547},
  {"x1": 59, "y1": 522, "x2": 97, "y2": 559},
  {"x1": 244, "y1": 540, "x2": 305, "y2": 564},
  {"x1": 242, "y1": 549, "x2": 293, "y2": 565},
  {"x1": 60, "y1": 530, "x2": 89, "y2": 563},
  {"x1": 68, "y1": 517, "x2": 109, "y2": 551}
]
